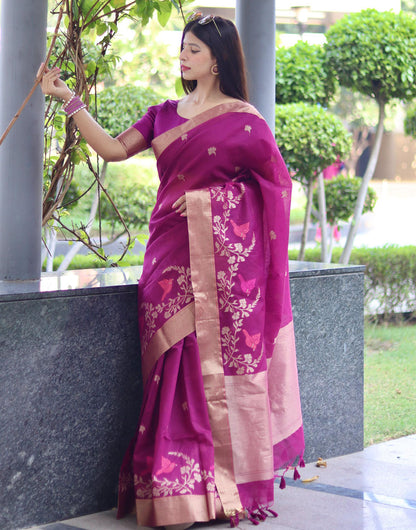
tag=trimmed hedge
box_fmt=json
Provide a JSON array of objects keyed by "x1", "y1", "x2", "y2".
[
  {"x1": 289, "y1": 245, "x2": 416, "y2": 318},
  {"x1": 46, "y1": 245, "x2": 416, "y2": 319},
  {"x1": 43, "y1": 253, "x2": 143, "y2": 271}
]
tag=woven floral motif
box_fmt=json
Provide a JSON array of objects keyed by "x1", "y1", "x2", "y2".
[
  {"x1": 140, "y1": 266, "x2": 193, "y2": 351},
  {"x1": 134, "y1": 452, "x2": 215, "y2": 499},
  {"x1": 211, "y1": 184, "x2": 263, "y2": 375}
]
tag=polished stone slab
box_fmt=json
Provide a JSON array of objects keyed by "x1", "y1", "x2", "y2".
[
  {"x1": 0, "y1": 284, "x2": 142, "y2": 530},
  {"x1": 0, "y1": 261, "x2": 364, "y2": 300},
  {"x1": 291, "y1": 267, "x2": 365, "y2": 462}
]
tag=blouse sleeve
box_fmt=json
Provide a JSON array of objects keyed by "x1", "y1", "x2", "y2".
[{"x1": 115, "y1": 103, "x2": 163, "y2": 158}]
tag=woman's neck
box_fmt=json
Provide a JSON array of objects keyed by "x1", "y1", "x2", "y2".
[{"x1": 186, "y1": 79, "x2": 223, "y2": 107}]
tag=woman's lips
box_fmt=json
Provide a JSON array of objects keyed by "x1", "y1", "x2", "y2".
[{"x1": 181, "y1": 65, "x2": 190, "y2": 71}]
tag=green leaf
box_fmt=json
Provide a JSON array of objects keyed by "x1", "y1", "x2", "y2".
[
  {"x1": 72, "y1": 1, "x2": 79, "y2": 19},
  {"x1": 111, "y1": 0, "x2": 126, "y2": 8},
  {"x1": 80, "y1": 0, "x2": 96, "y2": 17},
  {"x1": 135, "y1": 0, "x2": 148, "y2": 16},
  {"x1": 79, "y1": 229, "x2": 89, "y2": 242},
  {"x1": 156, "y1": 0, "x2": 172, "y2": 27},
  {"x1": 136, "y1": 233, "x2": 150, "y2": 245},
  {"x1": 96, "y1": 21, "x2": 108, "y2": 36},
  {"x1": 175, "y1": 77, "x2": 184, "y2": 97}
]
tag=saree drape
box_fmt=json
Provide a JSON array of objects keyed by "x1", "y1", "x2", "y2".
[{"x1": 117, "y1": 101, "x2": 304, "y2": 527}]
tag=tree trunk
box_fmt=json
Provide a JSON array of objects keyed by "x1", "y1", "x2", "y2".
[
  {"x1": 298, "y1": 180, "x2": 314, "y2": 261},
  {"x1": 328, "y1": 225, "x2": 335, "y2": 263},
  {"x1": 57, "y1": 161, "x2": 108, "y2": 272},
  {"x1": 45, "y1": 225, "x2": 57, "y2": 272},
  {"x1": 317, "y1": 172, "x2": 328, "y2": 262},
  {"x1": 340, "y1": 100, "x2": 385, "y2": 264}
]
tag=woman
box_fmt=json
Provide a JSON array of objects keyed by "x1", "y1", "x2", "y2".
[{"x1": 39, "y1": 14, "x2": 304, "y2": 528}]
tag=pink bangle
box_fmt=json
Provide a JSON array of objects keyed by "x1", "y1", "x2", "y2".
[
  {"x1": 64, "y1": 96, "x2": 82, "y2": 113},
  {"x1": 67, "y1": 104, "x2": 87, "y2": 118},
  {"x1": 62, "y1": 92, "x2": 75, "y2": 110},
  {"x1": 64, "y1": 96, "x2": 86, "y2": 118}
]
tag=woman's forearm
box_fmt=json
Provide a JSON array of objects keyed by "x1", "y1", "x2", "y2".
[{"x1": 67, "y1": 105, "x2": 127, "y2": 162}]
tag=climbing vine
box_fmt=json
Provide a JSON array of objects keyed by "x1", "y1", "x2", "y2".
[{"x1": 42, "y1": 0, "x2": 190, "y2": 264}]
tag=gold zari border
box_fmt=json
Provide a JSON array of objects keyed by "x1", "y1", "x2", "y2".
[
  {"x1": 186, "y1": 189, "x2": 243, "y2": 517},
  {"x1": 152, "y1": 101, "x2": 263, "y2": 160},
  {"x1": 135, "y1": 492, "x2": 216, "y2": 526},
  {"x1": 142, "y1": 303, "x2": 196, "y2": 384}
]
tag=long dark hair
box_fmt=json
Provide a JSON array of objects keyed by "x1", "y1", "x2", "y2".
[{"x1": 180, "y1": 16, "x2": 249, "y2": 102}]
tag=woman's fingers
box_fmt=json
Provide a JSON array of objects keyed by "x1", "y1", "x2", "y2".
[
  {"x1": 37, "y1": 63, "x2": 71, "y2": 100},
  {"x1": 172, "y1": 195, "x2": 187, "y2": 217},
  {"x1": 36, "y1": 62, "x2": 47, "y2": 79}
]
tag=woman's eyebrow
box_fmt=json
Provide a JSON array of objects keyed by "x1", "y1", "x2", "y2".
[{"x1": 183, "y1": 41, "x2": 201, "y2": 48}]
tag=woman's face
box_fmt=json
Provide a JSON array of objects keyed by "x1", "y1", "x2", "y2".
[{"x1": 179, "y1": 31, "x2": 216, "y2": 82}]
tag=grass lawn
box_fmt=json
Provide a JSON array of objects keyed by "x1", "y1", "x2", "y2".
[{"x1": 364, "y1": 321, "x2": 416, "y2": 446}]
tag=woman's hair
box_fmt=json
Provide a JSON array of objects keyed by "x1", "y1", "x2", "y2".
[{"x1": 180, "y1": 16, "x2": 249, "y2": 102}]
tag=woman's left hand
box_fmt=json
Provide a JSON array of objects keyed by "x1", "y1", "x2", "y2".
[{"x1": 172, "y1": 195, "x2": 187, "y2": 217}]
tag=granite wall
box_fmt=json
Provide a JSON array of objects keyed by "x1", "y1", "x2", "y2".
[{"x1": 0, "y1": 263, "x2": 364, "y2": 529}]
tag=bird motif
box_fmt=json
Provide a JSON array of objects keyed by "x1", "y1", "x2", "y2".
[
  {"x1": 230, "y1": 219, "x2": 250, "y2": 239},
  {"x1": 158, "y1": 278, "x2": 174, "y2": 301},
  {"x1": 238, "y1": 274, "x2": 256, "y2": 296},
  {"x1": 155, "y1": 456, "x2": 177, "y2": 476},
  {"x1": 242, "y1": 329, "x2": 261, "y2": 351}
]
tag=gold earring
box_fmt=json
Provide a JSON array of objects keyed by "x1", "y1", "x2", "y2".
[{"x1": 211, "y1": 64, "x2": 219, "y2": 76}]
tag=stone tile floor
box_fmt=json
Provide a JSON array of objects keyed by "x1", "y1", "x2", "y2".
[{"x1": 25, "y1": 434, "x2": 416, "y2": 530}]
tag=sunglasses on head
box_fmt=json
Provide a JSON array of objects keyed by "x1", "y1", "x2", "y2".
[{"x1": 187, "y1": 12, "x2": 222, "y2": 37}]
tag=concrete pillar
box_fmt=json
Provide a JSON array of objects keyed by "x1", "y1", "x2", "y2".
[
  {"x1": 0, "y1": 0, "x2": 47, "y2": 281},
  {"x1": 236, "y1": 0, "x2": 276, "y2": 132}
]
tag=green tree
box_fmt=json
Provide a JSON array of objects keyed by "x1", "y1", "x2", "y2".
[
  {"x1": 275, "y1": 40, "x2": 347, "y2": 261},
  {"x1": 312, "y1": 175, "x2": 377, "y2": 262},
  {"x1": 325, "y1": 9, "x2": 416, "y2": 263},
  {"x1": 109, "y1": 17, "x2": 181, "y2": 98},
  {"x1": 275, "y1": 40, "x2": 337, "y2": 106},
  {"x1": 275, "y1": 103, "x2": 352, "y2": 260},
  {"x1": 404, "y1": 104, "x2": 416, "y2": 139}
]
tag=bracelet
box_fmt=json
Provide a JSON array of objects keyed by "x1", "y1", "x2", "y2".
[
  {"x1": 62, "y1": 92, "x2": 75, "y2": 110},
  {"x1": 64, "y1": 95, "x2": 87, "y2": 118},
  {"x1": 67, "y1": 104, "x2": 87, "y2": 118}
]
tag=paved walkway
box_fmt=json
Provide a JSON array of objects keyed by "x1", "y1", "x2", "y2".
[
  {"x1": 26, "y1": 435, "x2": 416, "y2": 530},
  {"x1": 352, "y1": 180, "x2": 416, "y2": 248}
]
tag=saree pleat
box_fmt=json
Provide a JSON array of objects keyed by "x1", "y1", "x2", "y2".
[{"x1": 117, "y1": 100, "x2": 304, "y2": 526}]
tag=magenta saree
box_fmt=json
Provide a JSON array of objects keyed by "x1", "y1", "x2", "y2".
[{"x1": 116, "y1": 100, "x2": 304, "y2": 526}]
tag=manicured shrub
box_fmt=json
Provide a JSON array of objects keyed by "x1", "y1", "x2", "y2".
[
  {"x1": 289, "y1": 245, "x2": 416, "y2": 318},
  {"x1": 43, "y1": 252, "x2": 144, "y2": 271},
  {"x1": 312, "y1": 174, "x2": 377, "y2": 225}
]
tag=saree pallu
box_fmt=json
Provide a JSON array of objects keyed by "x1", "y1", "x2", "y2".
[{"x1": 117, "y1": 101, "x2": 304, "y2": 526}]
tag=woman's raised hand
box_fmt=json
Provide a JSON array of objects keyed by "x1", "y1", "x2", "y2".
[
  {"x1": 36, "y1": 63, "x2": 128, "y2": 162},
  {"x1": 37, "y1": 63, "x2": 73, "y2": 102}
]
